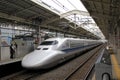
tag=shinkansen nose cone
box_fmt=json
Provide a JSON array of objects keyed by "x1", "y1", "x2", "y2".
[
  {"x1": 21, "y1": 50, "x2": 63, "y2": 69},
  {"x1": 21, "y1": 50, "x2": 48, "y2": 69}
]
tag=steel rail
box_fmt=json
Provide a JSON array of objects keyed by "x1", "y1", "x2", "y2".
[{"x1": 63, "y1": 44, "x2": 105, "y2": 80}]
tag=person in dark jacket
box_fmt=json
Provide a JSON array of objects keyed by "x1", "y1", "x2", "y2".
[
  {"x1": 10, "y1": 44, "x2": 15, "y2": 59},
  {"x1": 10, "y1": 40, "x2": 17, "y2": 59},
  {"x1": 44, "y1": 33, "x2": 49, "y2": 40}
]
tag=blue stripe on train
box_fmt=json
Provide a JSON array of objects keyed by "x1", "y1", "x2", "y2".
[{"x1": 62, "y1": 44, "x2": 97, "y2": 53}]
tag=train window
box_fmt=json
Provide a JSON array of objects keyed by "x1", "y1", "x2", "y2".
[
  {"x1": 43, "y1": 48, "x2": 48, "y2": 50},
  {"x1": 40, "y1": 40, "x2": 58, "y2": 45},
  {"x1": 36, "y1": 48, "x2": 41, "y2": 50},
  {"x1": 52, "y1": 40, "x2": 58, "y2": 45}
]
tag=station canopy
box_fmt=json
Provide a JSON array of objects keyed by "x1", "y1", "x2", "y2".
[{"x1": 31, "y1": 0, "x2": 105, "y2": 39}]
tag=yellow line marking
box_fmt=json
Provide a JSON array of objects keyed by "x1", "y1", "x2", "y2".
[
  {"x1": 111, "y1": 54, "x2": 120, "y2": 79},
  {"x1": 92, "y1": 74, "x2": 96, "y2": 80}
]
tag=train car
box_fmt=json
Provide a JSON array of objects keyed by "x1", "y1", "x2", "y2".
[{"x1": 21, "y1": 38, "x2": 102, "y2": 69}]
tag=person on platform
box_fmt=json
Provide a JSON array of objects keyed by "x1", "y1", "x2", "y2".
[
  {"x1": 10, "y1": 39, "x2": 17, "y2": 59},
  {"x1": 44, "y1": 33, "x2": 49, "y2": 40}
]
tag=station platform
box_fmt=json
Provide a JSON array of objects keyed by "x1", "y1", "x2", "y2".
[
  {"x1": 92, "y1": 48, "x2": 120, "y2": 80},
  {"x1": 110, "y1": 50, "x2": 120, "y2": 80},
  {"x1": 0, "y1": 57, "x2": 24, "y2": 78},
  {"x1": 93, "y1": 48, "x2": 112, "y2": 80},
  {"x1": 0, "y1": 57, "x2": 23, "y2": 66}
]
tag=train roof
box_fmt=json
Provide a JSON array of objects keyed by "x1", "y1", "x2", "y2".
[
  {"x1": 45, "y1": 37, "x2": 99, "y2": 42},
  {"x1": 45, "y1": 37, "x2": 67, "y2": 41}
]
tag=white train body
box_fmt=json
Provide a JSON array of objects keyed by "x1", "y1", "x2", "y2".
[{"x1": 22, "y1": 38, "x2": 101, "y2": 69}]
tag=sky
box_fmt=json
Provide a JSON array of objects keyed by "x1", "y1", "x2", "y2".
[{"x1": 31, "y1": 0, "x2": 105, "y2": 39}]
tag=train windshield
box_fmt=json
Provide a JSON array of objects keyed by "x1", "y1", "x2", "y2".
[{"x1": 40, "y1": 40, "x2": 58, "y2": 45}]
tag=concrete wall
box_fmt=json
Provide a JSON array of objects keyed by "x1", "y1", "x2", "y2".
[
  {"x1": 0, "y1": 47, "x2": 10, "y2": 61},
  {"x1": 15, "y1": 39, "x2": 34, "y2": 57},
  {"x1": 0, "y1": 39, "x2": 34, "y2": 61}
]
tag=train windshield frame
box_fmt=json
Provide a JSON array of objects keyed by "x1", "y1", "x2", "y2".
[{"x1": 40, "y1": 40, "x2": 58, "y2": 45}]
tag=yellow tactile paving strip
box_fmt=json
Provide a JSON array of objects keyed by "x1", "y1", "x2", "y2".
[
  {"x1": 92, "y1": 74, "x2": 96, "y2": 80},
  {"x1": 111, "y1": 54, "x2": 120, "y2": 79}
]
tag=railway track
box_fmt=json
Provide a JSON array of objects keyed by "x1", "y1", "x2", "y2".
[
  {"x1": 1, "y1": 69, "x2": 51, "y2": 80},
  {"x1": 1, "y1": 44, "x2": 105, "y2": 80},
  {"x1": 64, "y1": 45, "x2": 105, "y2": 80}
]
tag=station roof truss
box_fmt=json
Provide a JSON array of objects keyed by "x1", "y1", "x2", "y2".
[
  {"x1": 81, "y1": 0, "x2": 120, "y2": 39},
  {"x1": 0, "y1": 0, "x2": 101, "y2": 39}
]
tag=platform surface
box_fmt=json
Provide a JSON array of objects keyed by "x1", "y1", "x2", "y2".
[
  {"x1": 111, "y1": 53, "x2": 120, "y2": 80},
  {"x1": 0, "y1": 57, "x2": 23, "y2": 66}
]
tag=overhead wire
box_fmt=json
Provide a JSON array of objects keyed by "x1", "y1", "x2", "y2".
[
  {"x1": 55, "y1": 0, "x2": 69, "y2": 11},
  {"x1": 52, "y1": 0, "x2": 69, "y2": 11}
]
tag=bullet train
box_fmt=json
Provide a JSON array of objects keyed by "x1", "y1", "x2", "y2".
[{"x1": 21, "y1": 38, "x2": 102, "y2": 69}]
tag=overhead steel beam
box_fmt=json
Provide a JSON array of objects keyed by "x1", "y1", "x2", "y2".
[
  {"x1": 2, "y1": 0, "x2": 49, "y2": 19},
  {"x1": 12, "y1": 6, "x2": 36, "y2": 15},
  {"x1": 41, "y1": 17, "x2": 60, "y2": 25},
  {"x1": 60, "y1": 10, "x2": 90, "y2": 18},
  {"x1": 41, "y1": 25, "x2": 81, "y2": 36},
  {"x1": 30, "y1": 0, "x2": 60, "y2": 15},
  {"x1": 0, "y1": 12, "x2": 32, "y2": 24},
  {"x1": 60, "y1": 10, "x2": 100, "y2": 39},
  {"x1": 90, "y1": 12, "x2": 111, "y2": 20},
  {"x1": 0, "y1": 12, "x2": 50, "y2": 27},
  {"x1": 83, "y1": 7, "x2": 111, "y2": 18},
  {"x1": 1, "y1": 0, "x2": 37, "y2": 15},
  {"x1": 0, "y1": 12, "x2": 81, "y2": 36},
  {"x1": 0, "y1": 0, "x2": 23, "y2": 10},
  {"x1": 81, "y1": 0, "x2": 110, "y2": 4}
]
